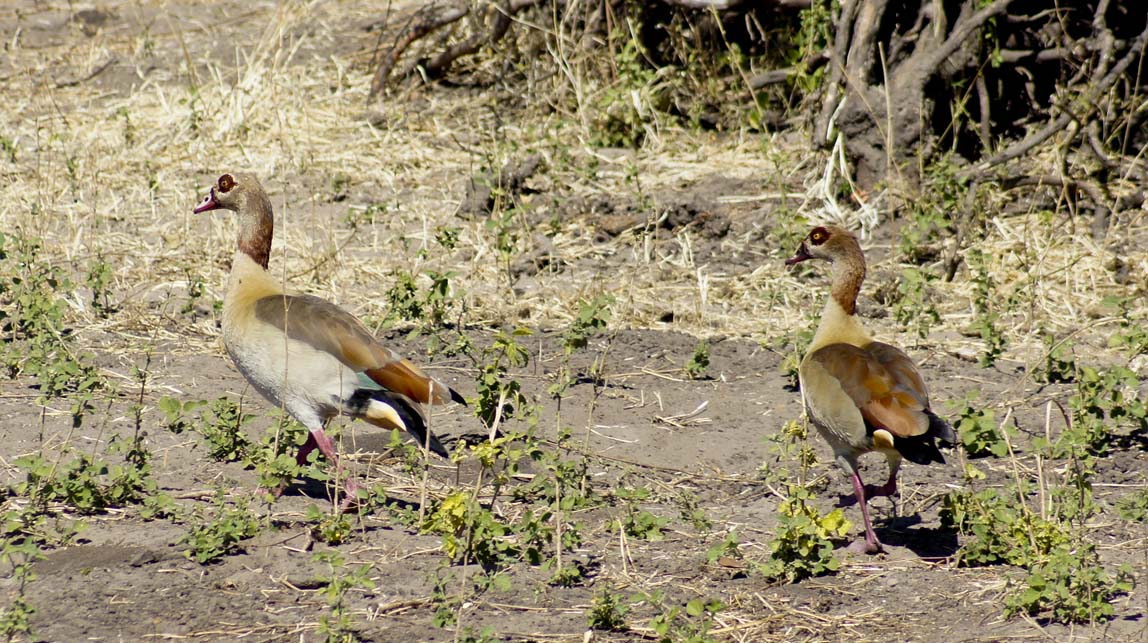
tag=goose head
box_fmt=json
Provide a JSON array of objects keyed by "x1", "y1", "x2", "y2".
[{"x1": 785, "y1": 225, "x2": 862, "y2": 266}]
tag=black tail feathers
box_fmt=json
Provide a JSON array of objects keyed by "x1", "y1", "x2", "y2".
[{"x1": 893, "y1": 410, "x2": 956, "y2": 466}]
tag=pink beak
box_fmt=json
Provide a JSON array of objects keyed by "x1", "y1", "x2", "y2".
[
  {"x1": 193, "y1": 190, "x2": 219, "y2": 213},
  {"x1": 785, "y1": 241, "x2": 812, "y2": 266}
]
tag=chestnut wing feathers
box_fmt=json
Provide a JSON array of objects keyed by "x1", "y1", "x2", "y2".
[
  {"x1": 253, "y1": 294, "x2": 459, "y2": 405},
  {"x1": 805, "y1": 342, "x2": 932, "y2": 439}
]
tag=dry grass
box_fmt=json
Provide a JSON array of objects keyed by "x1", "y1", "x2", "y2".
[{"x1": 2, "y1": 0, "x2": 1144, "y2": 371}]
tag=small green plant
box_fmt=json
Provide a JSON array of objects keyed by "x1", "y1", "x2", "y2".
[
  {"x1": 247, "y1": 416, "x2": 309, "y2": 493},
  {"x1": 676, "y1": 491, "x2": 712, "y2": 533},
  {"x1": 0, "y1": 538, "x2": 41, "y2": 642},
  {"x1": 1004, "y1": 542, "x2": 1133, "y2": 624},
  {"x1": 758, "y1": 419, "x2": 819, "y2": 487},
  {"x1": 614, "y1": 487, "x2": 669, "y2": 541},
  {"x1": 563, "y1": 294, "x2": 615, "y2": 354},
  {"x1": 85, "y1": 255, "x2": 115, "y2": 318},
  {"x1": 158, "y1": 396, "x2": 206, "y2": 433},
  {"x1": 941, "y1": 484, "x2": 1069, "y2": 567},
  {"x1": 383, "y1": 269, "x2": 422, "y2": 323},
  {"x1": 306, "y1": 505, "x2": 353, "y2": 545},
  {"x1": 425, "y1": 491, "x2": 517, "y2": 568},
  {"x1": 1035, "y1": 333, "x2": 1076, "y2": 384},
  {"x1": 382, "y1": 269, "x2": 460, "y2": 330},
  {"x1": 179, "y1": 494, "x2": 261, "y2": 564},
  {"x1": 587, "y1": 588, "x2": 629, "y2": 632},
  {"x1": 166, "y1": 396, "x2": 255, "y2": 462},
  {"x1": 13, "y1": 432, "x2": 166, "y2": 517},
  {"x1": 642, "y1": 591, "x2": 725, "y2": 643},
  {"x1": 0, "y1": 234, "x2": 106, "y2": 428},
  {"x1": 313, "y1": 551, "x2": 375, "y2": 643},
  {"x1": 434, "y1": 225, "x2": 460, "y2": 250},
  {"x1": 0, "y1": 134, "x2": 16, "y2": 163},
  {"x1": 1102, "y1": 294, "x2": 1148, "y2": 359},
  {"x1": 486, "y1": 209, "x2": 522, "y2": 285},
  {"x1": 550, "y1": 294, "x2": 615, "y2": 399},
  {"x1": 180, "y1": 269, "x2": 208, "y2": 316},
  {"x1": 683, "y1": 341, "x2": 710, "y2": 379},
  {"x1": 786, "y1": 0, "x2": 834, "y2": 93},
  {"x1": 1059, "y1": 365, "x2": 1145, "y2": 457},
  {"x1": 966, "y1": 248, "x2": 1005, "y2": 366},
  {"x1": 705, "y1": 531, "x2": 741, "y2": 564},
  {"x1": 590, "y1": 27, "x2": 659, "y2": 148},
  {"x1": 472, "y1": 329, "x2": 533, "y2": 431},
  {"x1": 344, "y1": 201, "x2": 387, "y2": 228},
  {"x1": 1116, "y1": 489, "x2": 1148, "y2": 522},
  {"x1": 951, "y1": 394, "x2": 1004, "y2": 458},
  {"x1": 774, "y1": 326, "x2": 814, "y2": 387},
  {"x1": 897, "y1": 157, "x2": 963, "y2": 263},
  {"x1": 890, "y1": 267, "x2": 941, "y2": 339},
  {"x1": 757, "y1": 485, "x2": 850, "y2": 583}
]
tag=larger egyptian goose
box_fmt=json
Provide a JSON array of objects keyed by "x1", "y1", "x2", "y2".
[
  {"x1": 194, "y1": 172, "x2": 463, "y2": 498},
  {"x1": 786, "y1": 225, "x2": 955, "y2": 554}
]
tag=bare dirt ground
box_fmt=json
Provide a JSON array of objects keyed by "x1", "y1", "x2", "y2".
[{"x1": 1, "y1": 2, "x2": 1146, "y2": 643}]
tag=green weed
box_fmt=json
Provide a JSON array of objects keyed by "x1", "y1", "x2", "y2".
[
  {"x1": 161, "y1": 396, "x2": 255, "y2": 462},
  {"x1": 313, "y1": 551, "x2": 375, "y2": 643},
  {"x1": 758, "y1": 419, "x2": 818, "y2": 488},
  {"x1": 306, "y1": 505, "x2": 353, "y2": 545},
  {"x1": 641, "y1": 590, "x2": 725, "y2": 643},
  {"x1": 590, "y1": 25, "x2": 658, "y2": 148},
  {"x1": 1059, "y1": 365, "x2": 1145, "y2": 457},
  {"x1": 1035, "y1": 333, "x2": 1076, "y2": 384},
  {"x1": 0, "y1": 539, "x2": 40, "y2": 642},
  {"x1": 705, "y1": 531, "x2": 741, "y2": 565},
  {"x1": 890, "y1": 267, "x2": 941, "y2": 339},
  {"x1": 966, "y1": 248, "x2": 1005, "y2": 366},
  {"x1": 13, "y1": 431, "x2": 168, "y2": 518},
  {"x1": 613, "y1": 487, "x2": 669, "y2": 541},
  {"x1": 383, "y1": 269, "x2": 460, "y2": 331},
  {"x1": 179, "y1": 494, "x2": 261, "y2": 564},
  {"x1": 951, "y1": 394, "x2": 1005, "y2": 458},
  {"x1": 425, "y1": 492, "x2": 517, "y2": 568},
  {"x1": 941, "y1": 485, "x2": 1069, "y2": 567},
  {"x1": 587, "y1": 588, "x2": 629, "y2": 632},
  {"x1": 756, "y1": 485, "x2": 850, "y2": 582},
  {"x1": 1004, "y1": 543, "x2": 1133, "y2": 624},
  {"x1": 473, "y1": 329, "x2": 533, "y2": 431},
  {"x1": 897, "y1": 157, "x2": 963, "y2": 264},
  {"x1": 683, "y1": 341, "x2": 710, "y2": 380},
  {"x1": 85, "y1": 255, "x2": 115, "y2": 318}
]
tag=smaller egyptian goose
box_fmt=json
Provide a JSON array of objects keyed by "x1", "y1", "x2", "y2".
[
  {"x1": 194, "y1": 172, "x2": 464, "y2": 500},
  {"x1": 786, "y1": 225, "x2": 955, "y2": 554}
]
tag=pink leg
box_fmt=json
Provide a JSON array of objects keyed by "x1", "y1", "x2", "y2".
[
  {"x1": 846, "y1": 470, "x2": 884, "y2": 554},
  {"x1": 306, "y1": 428, "x2": 363, "y2": 512}
]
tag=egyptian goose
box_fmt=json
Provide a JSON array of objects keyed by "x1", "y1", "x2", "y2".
[
  {"x1": 194, "y1": 172, "x2": 464, "y2": 498},
  {"x1": 786, "y1": 225, "x2": 955, "y2": 554}
]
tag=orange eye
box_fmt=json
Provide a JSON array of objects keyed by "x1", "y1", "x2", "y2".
[
  {"x1": 809, "y1": 227, "x2": 829, "y2": 245},
  {"x1": 218, "y1": 174, "x2": 235, "y2": 193}
]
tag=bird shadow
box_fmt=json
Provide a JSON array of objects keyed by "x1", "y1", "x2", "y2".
[
  {"x1": 279, "y1": 477, "x2": 427, "y2": 514},
  {"x1": 279, "y1": 476, "x2": 339, "y2": 501},
  {"x1": 876, "y1": 516, "x2": 960, "y2": 559}
]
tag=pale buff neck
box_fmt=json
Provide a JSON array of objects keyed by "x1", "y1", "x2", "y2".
[{"x1": 808, "y1": 245, "x2": 871, "y2": 352}]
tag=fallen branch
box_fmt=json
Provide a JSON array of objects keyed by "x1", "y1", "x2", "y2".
[{"x1": 369, "y1": 4, "x2": 469, "y2": 98}]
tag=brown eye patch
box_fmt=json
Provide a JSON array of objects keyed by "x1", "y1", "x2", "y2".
[
  {"x1": 218, "y1": 174, "x2": 236, "y2": 193},
  {"x1": 809, "y1": 226, "x2": 829, "y2": 245}
]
